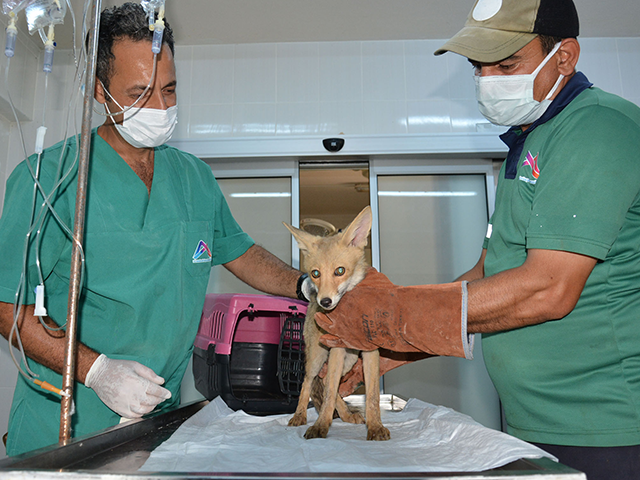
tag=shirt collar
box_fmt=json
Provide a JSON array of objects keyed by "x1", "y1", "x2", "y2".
[{"x1": 499, "y1": 72, "x2": 593, "y2": 180}]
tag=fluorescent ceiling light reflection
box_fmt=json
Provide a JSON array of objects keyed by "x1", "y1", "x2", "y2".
[
  {"x1": 378, "y1": 191, "x2": 478, "y2": 197},
  {"x1": 230, "y1": 192, "x2": 291, "y2": 198}
]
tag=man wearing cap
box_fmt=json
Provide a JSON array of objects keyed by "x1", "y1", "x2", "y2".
[{"x1": 314, "y1": 1, "x2": 640, "y2": 478}]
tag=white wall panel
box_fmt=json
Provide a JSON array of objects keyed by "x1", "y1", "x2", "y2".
[
  {"x1": 617, "y1": 38, "x2": 640, "y2": 100},
  {"x1": 191, "y1": 45, "x2": 234, "y2": 105},
  {"x1": 318, "y1": 42, "x2": 363, "y2": 102},
  {"x1": 234, "y1": 43, "x2": 277, "y2": 103},
  {"x1": 578, "y1": 38, "x2": 624, "y2": 96},
  {"x1": 276, "y1": 43, "x2": 319, "y2": 103},
  {"x1": 405, "y1": 40, "x2": 451, "y2": 100},
  {"x1": 362, "y1": 41, "x2": 406, "y2": 102}
]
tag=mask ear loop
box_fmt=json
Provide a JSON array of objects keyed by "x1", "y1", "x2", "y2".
[
  {"x1": 543, "y1": 72, "x2": 565, "y2": 101},
  {"x1": 532, "y1": 42, "x2": 564, "y2": 101},
  {"x1": 93, "y1": 53, "x2": 158, "y2": 117}
]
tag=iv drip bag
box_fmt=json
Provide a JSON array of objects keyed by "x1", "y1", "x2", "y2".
[
  {"x1": 25, "y1": 0, "x2": 65, "y2": 35},
  {"x1": 2, "y1": 0, "x2": 30, "y2": 15},
  {"x1": 140, "y1": 0, "x2": 164, "y2": 27},
  {"x1": 140, "y1": 0, "x2": 165, "y2": 13}
]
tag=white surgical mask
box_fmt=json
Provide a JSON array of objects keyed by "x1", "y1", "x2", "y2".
[
  {"x1": 102, "y1": 84, "x2": 178, "y2": 148},
  {"x1": 475, "y1": 43, "x2": 564, "y2": 127}
]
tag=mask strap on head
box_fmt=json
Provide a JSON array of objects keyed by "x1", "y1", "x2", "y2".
[
  {"x1": 99, "y1": 79, "x2": 125, "y2": 112},
  {"x1": 531, "y1": 42, "x2": 563, "y2": 78},
  {"x1": 93, "y1": 53, "x2": 158, "y2": 117}
]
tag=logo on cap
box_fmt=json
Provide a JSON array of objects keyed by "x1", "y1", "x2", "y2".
[
  {"x1": 192, "y1": 240, "x2": 212, "y2": 264},
  {"x1": 473, "y1": 0, "x2": 503, "y2": 21}
]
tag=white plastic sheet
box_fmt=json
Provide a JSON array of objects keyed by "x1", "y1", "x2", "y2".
[{"x1": 141, "y1": 397, "x2": 556, "y2": 473}]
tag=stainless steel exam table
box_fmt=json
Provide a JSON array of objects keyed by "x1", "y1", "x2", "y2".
[{"x1": 0, "y1": 399, "x2": 586, "y2": 479}]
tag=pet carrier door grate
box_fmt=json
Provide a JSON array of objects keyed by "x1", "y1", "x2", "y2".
[{"x1": 277, "y1": 313, "x2": 306, "y2": 396}]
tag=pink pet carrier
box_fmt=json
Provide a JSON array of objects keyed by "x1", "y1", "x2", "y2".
[{"x1": 193, "y1": 293, "x2": 308, "y2": 414}]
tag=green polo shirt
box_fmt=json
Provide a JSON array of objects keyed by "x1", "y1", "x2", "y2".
[
  {"x1": 482, "y1": 86, "x2": 640, "y2": 447},
  {"x1": 0, "y1": 130, "x2": 254, "y2": 455}
]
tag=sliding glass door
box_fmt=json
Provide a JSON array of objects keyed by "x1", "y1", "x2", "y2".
[
  {"x1": 207, "y1": 176, "x2": 293, "y2": 295},
  {"x1": 371, "y1": 159, "x2": 501, "y2": 429}
]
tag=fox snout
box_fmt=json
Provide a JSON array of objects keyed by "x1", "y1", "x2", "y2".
[{"x1": 319, "y1": 297, "x2": 334, "y2": 309}]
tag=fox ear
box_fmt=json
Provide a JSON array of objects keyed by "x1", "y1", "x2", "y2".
[
  {"x1": 283, "y1": 222, "x2": 316, "y2": 253},
  {"x1": 341, "y1": 206, "x2": 372, "y2": 249}
]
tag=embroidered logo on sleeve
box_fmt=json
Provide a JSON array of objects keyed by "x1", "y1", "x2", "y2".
[
  {"x1": 192, "y1": 240, "x2": 213, "y2": 264},
  {"x1": 519, "y1": 151, "x2": 540, "y2": 184}
]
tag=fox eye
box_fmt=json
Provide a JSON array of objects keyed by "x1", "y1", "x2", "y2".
[
  {"x1": 311, "y1": 269, "x2": 321, "y2": 278},
  {"x1": 335, "y1": 267, "x2": 345, "y2": 276}
]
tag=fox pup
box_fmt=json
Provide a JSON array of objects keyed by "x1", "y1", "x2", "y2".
[{"x1": 284, "y1": 206, "x2": 390, "y2": 441}]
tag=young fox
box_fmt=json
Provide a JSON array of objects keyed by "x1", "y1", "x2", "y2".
[{"x1": 284, "y1": 206, "x2": 390, "y2": 441}]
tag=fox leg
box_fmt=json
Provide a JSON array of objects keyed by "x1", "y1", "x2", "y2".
[
  {"x1": 310, "y1": 374, "x2": 364, "y2": 425},
  {"x1": 333, "y1": 351, "x2": 364, "y2": 424},
  {"x1": 334, "y1": 395, "x2": 365, "y2": 425},
  {"x1": 362, "y1": 349, "x2": 390, "y2": 441},
  {"x1": 289, "y1": 340, "x2": 328, "y2": 427},
  {"x1": 304, "y1": 347, "x2": 346, "y2": 439},
  {"x1": 288, "y1": 373, "x2": 314, "y2": 427}
]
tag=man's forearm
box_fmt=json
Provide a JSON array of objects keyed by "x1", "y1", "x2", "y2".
[
  {"x1": 466, "y1": 249, "x2": 597, "y2": 334},
  {"x1": 223, "y1": 245, "x2": 302, "y2": 298},
  {"x1": 0, "y1": 301, "x2": 99, "y2": 383}
]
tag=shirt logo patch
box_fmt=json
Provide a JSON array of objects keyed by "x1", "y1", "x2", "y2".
[
  {"x1": 519, "y1": 151, "x2": 540, "y2": 185},
  {"x1": 192, "y1": 240, "x2": 212, "y2": 264}
]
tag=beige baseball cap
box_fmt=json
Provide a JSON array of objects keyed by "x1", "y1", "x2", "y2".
[{"x1": 435, "y1": 0, "x2": 579, "y2": 63}]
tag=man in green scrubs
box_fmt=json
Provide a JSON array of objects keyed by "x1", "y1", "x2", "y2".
[
  {"x1": 0, "y1": 4, "x2": 305, "y2": 456},
  {"x1": 314, "y1": 1, "x2": 640, "y2": 478}
]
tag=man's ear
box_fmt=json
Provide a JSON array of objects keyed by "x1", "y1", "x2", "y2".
[
  {"x1": 94, "y1": 77, "x2": 107, "y2": 104},
  {"x1": 557, "y1": 39, "x2": 580, "y2": 76}
]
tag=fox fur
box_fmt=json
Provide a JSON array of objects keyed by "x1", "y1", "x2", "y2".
[{"x1": 284, "y1": 206, "x2": 390, "y2": 441}]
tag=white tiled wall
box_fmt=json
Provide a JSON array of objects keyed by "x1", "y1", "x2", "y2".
[
  {"x1": 172, "y1": 37, "x2": 640, "y2": 142},
  {"x1": 176, "y1": 39, "x2": 483, "y2": 139},
  {"x1": 0, "y1": 35, "x2": 639, "y2": 458}
]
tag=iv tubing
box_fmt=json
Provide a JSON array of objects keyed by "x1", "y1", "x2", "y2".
[
  {"x1": 34, "y1": 379, "x2": 70, "y2": 397},
  {"x1": 4, "y1": 0, "x2": 92, "y2": 405}
]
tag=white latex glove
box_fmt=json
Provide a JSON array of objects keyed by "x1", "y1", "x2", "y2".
[
  {"x1": 301, "y1": 275, "x2": 317, "y2": 302},
  {"x1": 85, "y1": 354, "x2": 172, "y2": 418}
]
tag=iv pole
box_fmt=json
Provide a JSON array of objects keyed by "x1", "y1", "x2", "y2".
[{"x1": 59, "y1": 0, "x2": 102, "y2": 444}]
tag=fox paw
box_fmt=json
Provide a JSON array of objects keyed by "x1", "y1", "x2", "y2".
[
  {"x1": 288, "y1": 414, "x2": 307, "y2": 427},
  {"x1": 367, "y1": 425, "x2": 390, "y2": 441},
  {"x1": 304, "y1": 424, "x2": 329, "y2": 439},
  {"x1": 342, "y1": 411, "x2": 365, "y2": 424}
]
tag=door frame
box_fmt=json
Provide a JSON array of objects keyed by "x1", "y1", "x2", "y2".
[{"x1": 368, "y1": 157, "x2": 496, "y2": 269}]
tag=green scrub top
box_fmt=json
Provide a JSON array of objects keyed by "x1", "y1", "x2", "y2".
[
  {"x1": 0, "y1": 130, "x2": 254, "y2": 456},
  {"x1": 482, "y1": 87, "x2": 640, "y2": 447}
]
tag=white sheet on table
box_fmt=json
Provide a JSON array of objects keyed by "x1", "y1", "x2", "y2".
[{"x1": 140, "y1": 397, "x2": 556, "y2": 473}]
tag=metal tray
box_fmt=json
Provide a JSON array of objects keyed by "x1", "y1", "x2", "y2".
[{"x1": 0, "y1": 396, "x2": 586, "y2": 479}]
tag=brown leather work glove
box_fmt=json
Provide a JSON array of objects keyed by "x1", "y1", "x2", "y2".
[
  {"x1": 315, "y1": 267, "x2": 474, "y2": 359},
  {"x1": 335, "y1": 349, "x2": 434, "y2": 397}
]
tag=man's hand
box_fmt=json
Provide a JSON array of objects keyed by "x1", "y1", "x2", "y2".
[
  {"x1": 85, "y1": 354, "x2": 172, "y2": 418},
  {"x1": 314, "y1": 268, "x2": 473, "y2": 359}
]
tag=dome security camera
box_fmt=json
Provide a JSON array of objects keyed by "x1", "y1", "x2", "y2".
[{"x1": 322, "y1": 138, "x2": 345, "y2": 152}]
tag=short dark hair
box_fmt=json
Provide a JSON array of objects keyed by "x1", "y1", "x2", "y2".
[
  {"x1": 93, "y1": 2, "x2": 175, "y2": 90},
  {"x1": 538, "y1": 34, "x2": 566, "y2": 55}
]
